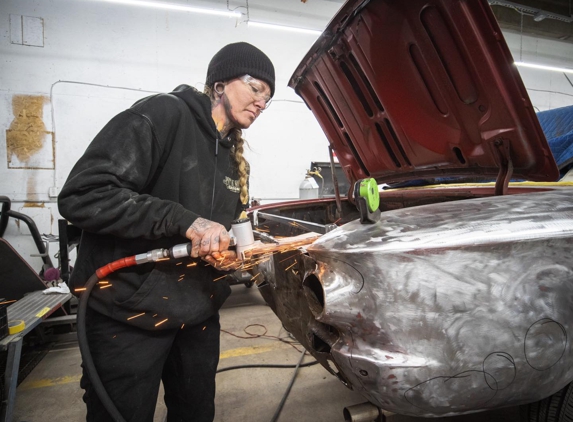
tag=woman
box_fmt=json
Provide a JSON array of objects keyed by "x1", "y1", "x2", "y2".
[{"x1": 58, "y1": 42, "x2": 275, "y2": 422}]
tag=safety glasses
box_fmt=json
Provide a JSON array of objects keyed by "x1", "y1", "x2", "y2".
[{"x1": 240, "y1": 75, "x2": 272, "y2": 109}]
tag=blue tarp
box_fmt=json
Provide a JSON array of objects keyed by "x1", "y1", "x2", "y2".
[{"x1": 536, "y1": 104, "x2": 573, "y2": 178}]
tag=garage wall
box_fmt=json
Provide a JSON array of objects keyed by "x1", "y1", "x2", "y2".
[{"x1": 0, "y1": 0, "x2": 572, "y2": 270}]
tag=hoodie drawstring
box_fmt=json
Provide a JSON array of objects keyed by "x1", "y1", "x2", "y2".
[{"x1": 209, "y1": 137, "x2": 219, "y2": 220}]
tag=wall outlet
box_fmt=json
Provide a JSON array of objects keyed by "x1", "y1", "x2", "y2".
[{"x1": 48, "y1": 187, "x2": 59, "y2": 198}]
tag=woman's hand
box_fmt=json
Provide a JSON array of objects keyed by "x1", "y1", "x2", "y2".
[
  {"x1": 202, "y1": 250, "x2": 243, "y2": 272},
  {"x1": 185, "y1": 217, "x2": 231, "y2": 258}
]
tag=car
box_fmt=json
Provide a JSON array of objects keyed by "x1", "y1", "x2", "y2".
[{"x1": 246, "y1": 0, "x2": 573, "y2": 420}]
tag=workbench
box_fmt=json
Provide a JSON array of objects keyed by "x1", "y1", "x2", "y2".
[{"x1": 0, "y1": 290, "x2": 72, "y2": 422}]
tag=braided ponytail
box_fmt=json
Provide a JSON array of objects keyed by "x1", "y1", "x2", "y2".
[{"x1": 229, "y1": 128, "x2": 250, "y2": 208}]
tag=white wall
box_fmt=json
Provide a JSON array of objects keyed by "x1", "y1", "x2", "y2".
[{"x1": 0, "y1": 0, "x2": 572, "y2": 271}]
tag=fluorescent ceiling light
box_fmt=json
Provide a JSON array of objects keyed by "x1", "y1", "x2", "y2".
[
  {"x1": 93, "y1": 0, "x2": 241, "y2": 18},
  {"x1": 248, "y1": 21, "x2": 322, "y2": 36},
  {"x1": 515, "y1": 61, "x2": 573, "y2": 75}
]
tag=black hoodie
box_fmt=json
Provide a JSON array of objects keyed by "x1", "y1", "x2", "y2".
[{"x1": 58, "y1": 85, "x2": 242, "y2": 329}]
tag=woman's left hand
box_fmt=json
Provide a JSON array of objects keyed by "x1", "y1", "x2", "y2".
[{"x1": 202, "y1": 250, "x2": 243, "y2": 271}]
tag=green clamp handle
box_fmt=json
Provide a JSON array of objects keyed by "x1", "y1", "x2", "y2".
[
  {"x1": 358, "y1": 178, "x2": 380, "y2": 213},
  {"x1": 354, "y1": 178, "x2": 381, "y2": 224}
]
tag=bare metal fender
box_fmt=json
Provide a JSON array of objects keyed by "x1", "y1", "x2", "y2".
[{"x1": 256, "y1": 190, "x2": 573, "y2": 417}]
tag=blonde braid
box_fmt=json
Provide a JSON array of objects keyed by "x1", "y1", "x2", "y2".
[{"x1": 230, "y1": 128, "x2": 250, "y2": 218}]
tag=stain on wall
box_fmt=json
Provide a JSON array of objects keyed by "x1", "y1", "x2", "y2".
[{"x1": 6, "y1": 95, "x2": 54, "y2": 169}]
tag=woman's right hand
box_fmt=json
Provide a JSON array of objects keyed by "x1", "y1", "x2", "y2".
[{"x1": 185, "y1": 217, "x2": 231, "y2": 258}]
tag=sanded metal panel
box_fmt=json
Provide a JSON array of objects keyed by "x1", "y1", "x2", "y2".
[
  {"x1": 289, "y1": 0, "x2": 559, "y2": 186},
  {"x1": 256, "y1": 189, "x2": 573, "y2": 417}
]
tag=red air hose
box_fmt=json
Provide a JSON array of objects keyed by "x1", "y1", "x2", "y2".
[{"x1": 95, "y1": 256, "x2": 137, "y2": 278}]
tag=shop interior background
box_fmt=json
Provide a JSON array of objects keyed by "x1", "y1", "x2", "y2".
[{"x1": 1, "y1": 0, "x2": 572, "y2": 269}]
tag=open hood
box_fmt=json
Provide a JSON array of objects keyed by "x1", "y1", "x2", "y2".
[{"x1": 289, "y1": 0, "x2": 559, "y2": 193}]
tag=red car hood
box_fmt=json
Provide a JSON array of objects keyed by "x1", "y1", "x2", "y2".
[{"x1": 289, "y1": 0, "x2": 559, "y2": 191}]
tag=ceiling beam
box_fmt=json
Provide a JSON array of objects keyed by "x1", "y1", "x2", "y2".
[{"x1": 490, "y1": 0, "x2": 573, "y2": 43}]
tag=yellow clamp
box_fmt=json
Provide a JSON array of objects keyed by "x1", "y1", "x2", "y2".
[
  {"x1": 8, "y1": 320, "x2": 25, "y2": 335},
  {"x1": 307, "y1": 168, "x2": 323, "y2": 180}
]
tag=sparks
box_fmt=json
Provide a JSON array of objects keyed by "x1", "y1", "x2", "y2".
[
  {"x1": 75, "y1": 287, "x2": 87, "y2": 292},
  {"x1": 156, "y1": 257, "x2": 170, "y2": 262},
  {"x1": 176, "y1": 262, "x2": 183, "y2": 266},
  {"x1": 289, "y1": 221, "x2": 307, "y2": 230},
  {"x1": 163, "y1": 297, "x2": 168, "y2": 299},
  {"x1": 155, "y1": 318, "x2": 168, "y2": 327},
  {"x1": 187, "y1": 262, "x2": 197, "y2": 267},
  {"x1": 251, "y1": 273, "x2": 261, "y2": 280},
  {"x1": 202, "y1": 326, "x2": 207, "y2": 331},
  {"x1": 213, "y1": 275, "x2": 227, "y2": 282},
  {"x1": 98, "y1": 280, "x2": 109, "y2": 284},
  {"x1": 0, "y1": 300, "x2": 17, "y2": 305},
  {"x1": 100, "y1": 284, "x2": 113, "y2": 289},
  {"x1": 181, "y1": 324, "x2": 185, "y2": 329},
  {"x1": 127, "y1": 312, "x2": 145, "y2": 320},
  {"x1": 284, "y1": 261, "x2": 297, "y2": 271}
]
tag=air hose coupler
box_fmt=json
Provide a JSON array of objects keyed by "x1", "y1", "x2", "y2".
[{"x1": 133, "y1": 243, "x2": 191, "y2": 264}]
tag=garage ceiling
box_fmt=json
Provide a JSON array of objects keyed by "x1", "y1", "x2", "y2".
[{"x1": 490, "y1": 0, "x2": 573, "y2": 42}]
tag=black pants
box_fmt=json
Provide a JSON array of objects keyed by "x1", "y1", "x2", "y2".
[{"x1": 81, "y1": 308, "x2": 221, "y2": 422}]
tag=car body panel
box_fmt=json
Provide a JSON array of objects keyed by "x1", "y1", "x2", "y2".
[
  {"x1": 254, "y1": 189, "x2": 573, "y2": 416},
  {"x1": 288, "y1": 0, "x2": 559, "y2": 189}
]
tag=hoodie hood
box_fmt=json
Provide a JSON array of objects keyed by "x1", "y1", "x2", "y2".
[{"x1": 170, "y1": 84, "x2": 234, "y2": 150}]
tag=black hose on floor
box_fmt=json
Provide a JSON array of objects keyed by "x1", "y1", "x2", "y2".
[
  {"x1": 77, "y1": 273, "x2": 127, "y2": 422},
  {"x1": 216, "y1": 360, "x2": 318, "y2": 373},
  {"x1": 269, "y1": 349, "x2": 307, "y2": 422}
]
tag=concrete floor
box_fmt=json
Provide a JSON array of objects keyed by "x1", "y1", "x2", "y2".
[{"x1": 13, "y1": 285, "x2": 522, "y2": 422}]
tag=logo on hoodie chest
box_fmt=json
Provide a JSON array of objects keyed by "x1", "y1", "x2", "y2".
[{"x1": 223, "y1": 176, "x2": 240, "y2": 193}]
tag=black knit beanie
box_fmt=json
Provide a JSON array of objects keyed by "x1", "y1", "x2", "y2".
[{"x1": 206, "y1": 42, "x2": 275, "y2": 97}]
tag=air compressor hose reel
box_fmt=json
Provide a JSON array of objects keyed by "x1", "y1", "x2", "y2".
[{"x1": 353, "y1": 178, "x2": 381, "y2": 224}]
